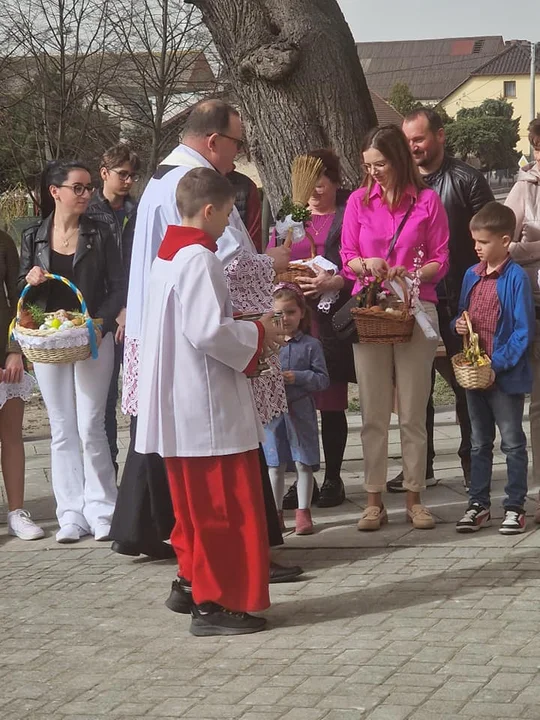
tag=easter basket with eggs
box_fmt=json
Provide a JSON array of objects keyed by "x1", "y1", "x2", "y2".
[
  {"x1": 451, "y1": 311, "x2": 492, "y2": 390},
  {"x1": 350, "y1": 273, "x2": 415, "y2": 344},
  {"x1": 274, "y1": 154, "x2": 324, "y2": 284},
  {"x1": 9, "y1": 273, "x2": 102, "y2": 364}
]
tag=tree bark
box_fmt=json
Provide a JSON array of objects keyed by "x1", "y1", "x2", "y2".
[{"x1": 185, "y1": 0, "x2": 377, "y2": 210}]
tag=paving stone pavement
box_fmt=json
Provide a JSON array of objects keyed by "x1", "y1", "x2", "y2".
[{"x1": 1, "y1": 409, "x2": 540, "y2": 720}]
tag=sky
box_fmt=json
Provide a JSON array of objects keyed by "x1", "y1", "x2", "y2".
[{"x1": 338, "y1": 0, "x2": 539, "y2": 43}]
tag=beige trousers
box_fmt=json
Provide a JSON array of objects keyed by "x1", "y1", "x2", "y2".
[{"x1": 353, "y1": 302, "x2": 440, "y2": 493}]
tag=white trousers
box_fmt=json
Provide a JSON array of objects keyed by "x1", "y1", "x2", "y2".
[{"x1": 34, "y1": 333, "x2": 118, "y2": 532}]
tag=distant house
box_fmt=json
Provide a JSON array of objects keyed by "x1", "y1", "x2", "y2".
[
  {"x1": 356, "y1": 36, "x2": 505, "y2": 103},
  {"x1": 441, "y1": 41, "x2": 540, "y2": 154}
]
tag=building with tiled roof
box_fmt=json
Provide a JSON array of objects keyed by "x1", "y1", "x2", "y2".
[
  {"x1": 441, "y1": 41, "x2": 540, "y2": 154},
  {"x1": 356, "y1": 36, "x2": 505, "y2": 103}
]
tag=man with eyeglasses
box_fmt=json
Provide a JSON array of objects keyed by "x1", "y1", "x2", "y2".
[
  {"x1": 109, "y1": 99, "x2": 300, "y2": 588},
  {"x1": 86, "y1": 143, "x2": 141, "y2": 476},
  {"x1": 398, "y1": 107, "x2": 494, "y2": 492}
]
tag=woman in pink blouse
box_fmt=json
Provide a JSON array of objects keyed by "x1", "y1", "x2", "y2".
[{"x1": 341, "y1": 124, "x2": 449, "y2": 531}]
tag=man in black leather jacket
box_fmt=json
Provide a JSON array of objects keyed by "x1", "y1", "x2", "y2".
[
  {"x1": 386, "y1": 108, "x2": 494, "y2": 491},
  {"x1": 86, "y1": 144, "x2": 140, "y2": 475}
]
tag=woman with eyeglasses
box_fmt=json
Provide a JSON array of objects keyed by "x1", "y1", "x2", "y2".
[
  {"x1": 18, "y1": 160, "x2": 125, "y2": 543},
  {"x1": 340, "y1": 125, "x2": 449, "y2": 531}
]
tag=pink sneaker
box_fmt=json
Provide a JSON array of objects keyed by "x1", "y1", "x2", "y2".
[{"x1": 295, "y1": 509, "x2": 313, "y2": 535}]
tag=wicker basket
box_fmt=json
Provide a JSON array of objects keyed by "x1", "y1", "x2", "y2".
[
  {"x1": 451, "y1": 312, "x2": 492, "y2": 390},
  {"x1": 10, "y1": 273, "x2": 102, "y2": 364},
  {"x1": 350, "y1": 279, "x2": 415, "y2": 344},
  {"x1": 274, "y1": 230, "x2": 317, "y2": 284}
]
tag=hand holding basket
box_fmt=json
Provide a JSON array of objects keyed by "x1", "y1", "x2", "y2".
[
  {"x1": 9, "y1": 274, "x2": 102, "y2": 364},
  {"x1": 350, "y1": 276, "x2": 415, "y2": 344},
  {"x1": 451, "y1": 311, "x2": 493, "y2": 390}
]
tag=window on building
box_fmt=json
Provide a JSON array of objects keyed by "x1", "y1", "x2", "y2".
[{"x1": 503, "y1": 81, "x2": 516, "y2": 98}]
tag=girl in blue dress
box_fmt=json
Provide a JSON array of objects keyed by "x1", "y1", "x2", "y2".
[{"x1": 263, "y1": 283, "x2": 329, "y2": 535}]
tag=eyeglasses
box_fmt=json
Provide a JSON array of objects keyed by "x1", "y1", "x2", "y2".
[
  {"x1": 110, "y1": 169, "x2": 140, "y2": 182},
  {"x1": 362, "y1": 161, "x2": 388, "y2": 174},
  {"x1": 208, "y1": 133, "x2": 245, "y2": 151},
  {"x1": 58, "y1": 183, "x2": 95, "y2": 197}
]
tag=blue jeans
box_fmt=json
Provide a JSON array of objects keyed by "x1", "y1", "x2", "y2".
[{"x1": 466, "y1": 387, "x2": 528, "y2": 510}]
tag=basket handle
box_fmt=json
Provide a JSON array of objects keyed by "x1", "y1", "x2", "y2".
[
  {"x1": 10, "y1": 273, "x2": 100, "y2": 360},
  {"x1": 462, "y1": 310, "x2": 473, "y2": 350}
]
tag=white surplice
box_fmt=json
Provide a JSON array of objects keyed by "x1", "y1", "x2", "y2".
[
  {"x1": 122, "y1": 145, "x2": 257, "y2": 416},
  {"x1": 122, "y1": 143, "x2": 287, "y2": 426},
  {"x1": 135, "y1": 244, "x2": 264, "y2": 458}
]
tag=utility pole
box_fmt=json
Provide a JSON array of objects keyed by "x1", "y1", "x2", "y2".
[{"x1": 531, "y1": 41, "x2": 537, "y2": 160}]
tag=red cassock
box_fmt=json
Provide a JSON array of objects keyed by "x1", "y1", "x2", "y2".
[{"x1": 165, "y1": 450, "x2": 270, "y2": 613}]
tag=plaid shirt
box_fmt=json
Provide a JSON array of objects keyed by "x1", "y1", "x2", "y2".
[{"x1": 468, "y1": 259, "x2": 509, "y2": 357}]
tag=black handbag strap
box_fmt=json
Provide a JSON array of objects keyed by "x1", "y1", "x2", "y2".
[{"x1": 385, "y1": 196, "x2": 416, "y2": 261}]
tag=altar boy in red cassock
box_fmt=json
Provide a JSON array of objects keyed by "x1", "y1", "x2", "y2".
[{"x1": 135, "y1": 168, "x2": 283, "y2": 636}]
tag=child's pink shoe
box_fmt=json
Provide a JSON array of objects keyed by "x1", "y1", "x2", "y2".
[{"x1": 295, "y1": 509, "x2": 313, "y2": 535}]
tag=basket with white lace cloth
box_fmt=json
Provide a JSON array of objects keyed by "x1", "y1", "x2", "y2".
[{"x1": 10, "y1": 273, "x2": 102, "y2": 364}]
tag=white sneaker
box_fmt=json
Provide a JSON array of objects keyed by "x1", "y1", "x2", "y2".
[
  {"x1": 56, "y1": 524, "x2": 82, "y2": 543},
  {"x1": 7, "y1": 510, "x2": 45, "y2": 540}
]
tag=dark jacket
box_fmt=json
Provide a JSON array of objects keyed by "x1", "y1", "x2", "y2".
[
  {"x1": 314, "y1": 188, "x2": 356, "y2": 384},
  {"x1": 86, "y1": 189, "x2": 137, "y2": 280},
  {"x1": 453, "y1": 259, "x2": 534, "y2": 394},
  {"x1": 18, "y1": 214, "x2": 125, "y2": 336},
  {"x1": 424, "y1": 155, "x2": 494, "y2": 313}
]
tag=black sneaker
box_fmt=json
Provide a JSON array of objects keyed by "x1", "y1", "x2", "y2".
[
  {"x1": 386, "y1": 470, "x2": 438, "y2": 493},
  {"x1": 456, "y1": 503, "x2": 491, "y2": 533},
  {"x1": 317, "y1": 477, "x2": 346, "y2": 508},
  {"x1": 190, "y1": 602, "x2": 267, "y2": 637},
  {"x1": 165, "y1": 577, "x2": 193, "y2": 614},
  {"x1": 499, "y1": 509, "x2": 527, "y2": 535},
  {"x1": 282, "y1": 479, "x2": 320, "y2": 510}
]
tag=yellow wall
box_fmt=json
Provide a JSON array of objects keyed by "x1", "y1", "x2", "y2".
[{"x1": 442, "y1": 74, "x2": 540, "y2": 155}]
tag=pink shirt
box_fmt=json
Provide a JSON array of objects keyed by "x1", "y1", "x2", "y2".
[{"x1": 340, "y1": 184, "x2": 449, "y2": 304}]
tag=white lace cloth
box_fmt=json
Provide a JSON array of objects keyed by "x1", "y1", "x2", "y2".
[
  {"x1": 122, "y1": 250, "x2": 288, "y2": 424},
  {"x1": 0, "y1": 371, "x2": 36, "y2": 409},
  {"x1": 224, "y1": 249, "x2": 288, "y2": 425},
  {"x1": 122, "y1": 336, "x2": 140, "y2": 416},
  {"x1": 287, "y1": 255, "x2": 340, "y2": 313},
  {"x1": 13, "y1": 326, "x2": 94, "y2": 349}
]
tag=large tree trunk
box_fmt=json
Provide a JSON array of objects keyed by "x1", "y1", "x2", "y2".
[{"x1": 185, "y1": 0, "x2": 377, "y2": 210}]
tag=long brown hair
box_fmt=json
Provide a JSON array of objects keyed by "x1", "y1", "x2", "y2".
[
  {"x1": 273, "y1": 283, "x2": 311, "y2": 333},
  {"x1": 361, "y1": 124, "x2": 426, "y2": 209}
]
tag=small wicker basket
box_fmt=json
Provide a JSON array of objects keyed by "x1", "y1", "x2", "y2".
[
  {"x1": 350, "y1": 278, "x2": 415, "y2": 344},
  {"x1": 274, "y1": 230, "x2": 317, "y2": 284},
  {"x1": 452, "y1": 312, "x2": 492, "y2": 390},
  {"x1": 10, "y1": 273, "x2": 102, "y2": 364}
]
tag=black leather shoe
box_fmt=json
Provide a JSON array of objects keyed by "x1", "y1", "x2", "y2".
[
  {"x1": 111, "y1": 540, "x2": 140, "y2": 557},
  {"x1": 111, "y1": 540, "x2": 176, "y2": 560},
  {"x1": 386, "y1": 470, "x2": 438, "y2": 493},
  {"x1": 282, "y1": 479, "x2": 320, "y2": 510},
  {"x1": 317, "y1": 477, "x2": 346, "y2": 508},
  {"x1": 190, "y1": 603, "x2": 267, "y2": 636},
  {"x1": 269, "y1": 561, "x2": 304, "y2": 583},
  {"x1": 165, "y1": 578, "x2": 193, "y2": 614}
]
